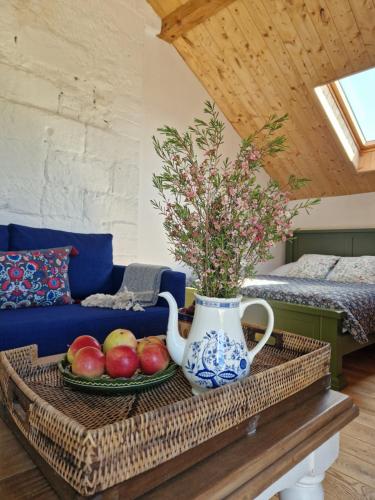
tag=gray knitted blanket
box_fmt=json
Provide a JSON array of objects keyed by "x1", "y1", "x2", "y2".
[{"x1": 81, "y1": 263, "x2": 170, "y2": 311}]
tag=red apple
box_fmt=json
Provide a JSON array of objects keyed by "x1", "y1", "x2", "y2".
[
  {"x1": 106, "y1": 345, "x2": 140, "y2": 378},
  {"x1": 139, "y1": 343, "x2": 170, "y2": 375},
  {"x1": 67, "y1": 335, "x2": 101, "y2": 363},
  {"x1": 136, "y1": 336, "x2": 166, "y2": 356},
  {"x1": 103, "y1": 329, "x2": 137, "y2": 353},
  {"x1": 71, "y1": 346, "x2": 105, "y2": 377}
]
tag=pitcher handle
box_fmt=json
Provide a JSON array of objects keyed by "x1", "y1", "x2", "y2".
[{"x1": 239, "y1": 299, "x2": 274, "y2": 363}]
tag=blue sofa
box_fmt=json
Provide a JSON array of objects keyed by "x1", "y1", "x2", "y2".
[{"x1": 0, "y1": 224, "x2": 185, "y2": 356}]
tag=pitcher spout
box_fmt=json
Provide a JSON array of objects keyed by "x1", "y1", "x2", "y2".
[{"x1": 158, "y1": 291, "x2": 186, "y2": 366}]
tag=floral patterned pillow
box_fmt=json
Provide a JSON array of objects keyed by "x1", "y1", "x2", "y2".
[
  {"x1": 0, "y1": 247, "x2": 73, "y2": 309},
  {"x1": 269, "y1": 262, "x2": 298, "y2": 276},
  {"x1": 288, "y1": 254, "x2": 339, "y2": 279},
  {"x1": 327, "y1": 256, "x2": 375, "y2": 284}
]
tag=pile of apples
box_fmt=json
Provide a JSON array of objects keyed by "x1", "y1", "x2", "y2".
[{"x1": 66, "y1": 329, "x2": 170, "y2": 379}]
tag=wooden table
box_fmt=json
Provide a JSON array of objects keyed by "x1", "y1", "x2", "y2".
[{"x1": 0, "y1": 375, "x2": 357, "y2": 500}]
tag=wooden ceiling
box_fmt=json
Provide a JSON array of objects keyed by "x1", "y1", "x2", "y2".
[{"x1": 148, "y1": 0, "x2": 375, "y2": 199}]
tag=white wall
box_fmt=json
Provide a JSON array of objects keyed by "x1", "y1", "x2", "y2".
[
  {"x1": 0, "y1": 0, "x2": 148, "y2": 263},
  {"x1": 292, "y1": 191, "x2": 375, "y2": 230}
]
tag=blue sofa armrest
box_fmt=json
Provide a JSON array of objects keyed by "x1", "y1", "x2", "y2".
[
  {"x1": 157, "y1": 270, "x2": 186, "y2": 308},
  {"x1": 111, "y1": 266, "x2": 186, "y2": 308},
  {"x1": 111, "y1": 265, "x2": 126, "y2": 293}
]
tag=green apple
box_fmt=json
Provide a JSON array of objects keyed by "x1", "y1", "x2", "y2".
[{"x1": 103, "y1": 329, "x2": 137, "y2": 353}]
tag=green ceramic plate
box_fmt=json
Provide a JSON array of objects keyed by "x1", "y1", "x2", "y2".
[{"x1": 57, "y1": 357, "x2": 178, "y2": 395}]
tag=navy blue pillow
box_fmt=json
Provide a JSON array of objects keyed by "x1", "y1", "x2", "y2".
[
  {"x1": 0, "y1": 225, "x2": 8, "y2": 251},
  {"x1": 9, "y1": 224, "x2": 113, "y2": 299}
]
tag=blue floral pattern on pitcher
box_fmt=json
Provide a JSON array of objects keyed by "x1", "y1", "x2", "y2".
[{"x1": 185, "y1": 330, "x2": 249, "y2": 389}]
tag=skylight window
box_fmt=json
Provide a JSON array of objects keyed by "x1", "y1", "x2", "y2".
[
  {"x1": 315, "y1": 67, "x2": 375, "y2": 173},
  {"x1": 337, "y1": 68, "x2": 375, "y2": 145}
]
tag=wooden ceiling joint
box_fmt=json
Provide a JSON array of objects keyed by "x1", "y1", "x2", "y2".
[{"x1": 153, "y1": 0, "x2": 237, "y2": 43}]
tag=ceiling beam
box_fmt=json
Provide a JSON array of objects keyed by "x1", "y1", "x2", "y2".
[{"x1": 156, "y1": 0, "x2": 237, "y2": 43}]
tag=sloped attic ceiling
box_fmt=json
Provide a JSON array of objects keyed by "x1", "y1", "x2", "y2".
[{"x1": 148, "y1": 0, "x2": 375, "y2": 199}]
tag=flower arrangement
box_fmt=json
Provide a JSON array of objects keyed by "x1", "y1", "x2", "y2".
[{"x1": 152, "y1": 102, "x2": 318, "y2": 298}]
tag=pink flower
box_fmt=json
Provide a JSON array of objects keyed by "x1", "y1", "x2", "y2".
[{"x1": 248, "y1": 149, "x2": 261, "y2": 161}]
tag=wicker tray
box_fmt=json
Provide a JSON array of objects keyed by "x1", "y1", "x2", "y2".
[{"x1": 0, "y1": 327, "x2": 330, "y2": 497}]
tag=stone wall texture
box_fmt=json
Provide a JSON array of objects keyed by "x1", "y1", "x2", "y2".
[{"x1": 0, "y1": 0, "x2": 149, "y2": 263}]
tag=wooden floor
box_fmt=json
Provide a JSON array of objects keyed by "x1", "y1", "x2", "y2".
[
  {"x1": 323, "y1": 343, "x2": 375, "y2": 500},
  {"x1": 0, "y1": 346, "x2": 374, "y2": 499}
]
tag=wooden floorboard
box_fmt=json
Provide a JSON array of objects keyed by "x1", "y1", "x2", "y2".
[{"x1": 324, "y1": 343, "x2": 375, "y2": 500}]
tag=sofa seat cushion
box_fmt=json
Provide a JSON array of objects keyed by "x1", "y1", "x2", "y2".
[
  {"x1": 0, "y1": 225, "x2": 8, "y2": 251},
  {"x1": 0, "y1": 304, "x2": 169, "y2": 357},
  {"x1": 9, "y1": 224, "x2": 113, "y2": 299}
]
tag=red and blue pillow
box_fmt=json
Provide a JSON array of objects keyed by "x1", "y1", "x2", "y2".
[{"x1": 0, "y1": 247, "x2": 74, "y2": 309}]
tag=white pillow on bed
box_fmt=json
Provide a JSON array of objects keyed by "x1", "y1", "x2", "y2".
[
  {"x1": 327, "y1": 256, "x2": 375, "y2": 284},
  {"x1": 268, "y1": 262, "x2": 297, "y2": 276},
  {"x1": 287, "y1": 254, "x2": 339, "y2": 279}
]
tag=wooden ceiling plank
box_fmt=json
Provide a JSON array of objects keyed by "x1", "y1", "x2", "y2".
[
  {"x1": 263, "y1": 0, "x2": 319, "y2": 86},
  {"x1": 325, "y1": 0, "x2": 371, "y2": 74},
  {"x1": 157, "y1": 0, "x2": 237, "y2": 43},
  {"x1": 173, "y1": 33, "x2": 307, "y2": 197},
  {"x1": 250, "y1": 2, "x2": 352, "y2": 195},
  {"x1": 260, "y1": 0, "x2": 365, "y2": 194},
  {"x1": 213, "y1": 3, "x2": 325, "y2": 190},
  {"x1": 174, "y1": 30, "x2": 258, "y2": 136},
  {"x1": 259, "y1": 0, "x2": 340, "y2": 156},
  {"x1": 204, "y1": 14, "x2": 310, "y2": 188},
  {"x1": 348, "y1": 0, "x2": 375, "y2": 59},
  {"x1": 195, "y1": 26, "x2": 274, "y2": 132},
  {"x1": 240, "y1": 0, "x2": 352, "y2": 195},
  {"x1": 206, "y1": 13, "x2": 283, "y2": 118},
  {"x1": 264, "y1": 5, "x2": 358, "y2": 195},
  {"x1": 256, "y1": 0, "x2": 361, "y2": 191},
  {"x1": 259, "y1": 0, "x2": 358, "y2": 188},
  {"x1": 281, "y1": 0, "x2": 337, "y2": 85},
  {"x1": 304, "y1": 0, "x2": 355, "y2": 79},
  {"x1": 247, "y1": 0, "x2": 333, "y2": 134},
  {"x1": 191, "y1": 25, "x2": 267, "y2": 130}
]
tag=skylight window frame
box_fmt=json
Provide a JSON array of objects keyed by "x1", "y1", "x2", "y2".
[{"x1": 328, "y1": 81, "x2": 375, "y2": 153}]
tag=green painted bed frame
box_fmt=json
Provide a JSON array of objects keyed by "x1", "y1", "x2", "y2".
[{"x1": 268, "y1": 229, "x2": 375, "y2": 390}]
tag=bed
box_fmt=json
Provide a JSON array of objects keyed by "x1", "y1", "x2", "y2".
[{"x1": 242, "y1": 229, "x2": 375, "y2": 390}]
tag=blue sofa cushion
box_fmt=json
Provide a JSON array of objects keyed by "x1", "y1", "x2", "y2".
[
  {"x1": 0, "y1": 225, "x2": 8, "y2": 251},
  {"x1": 9, "y1": 224, "x2": 113, "y2": 299},
  {"x1": 158, "y1": 270, "x2": 186, "y2": 308},
  {"x1": 0, "y1": 304, "x2": 169, "y2": 357}
]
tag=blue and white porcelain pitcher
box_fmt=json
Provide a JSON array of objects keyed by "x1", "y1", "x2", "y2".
[{"x1": 159, "y1": 292, "x2": 274, "y2": 395}]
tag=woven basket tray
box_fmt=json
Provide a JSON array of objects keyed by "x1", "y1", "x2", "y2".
[{"x1": 0, "y1": 327, "x2": 330, "y2": 497}]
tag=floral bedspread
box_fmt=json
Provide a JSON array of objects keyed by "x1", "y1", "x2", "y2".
[{"x1": 241, "y1": 275, "x2": 375, "y2": 343}]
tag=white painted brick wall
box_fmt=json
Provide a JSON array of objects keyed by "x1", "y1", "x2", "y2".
[{"x1": 0, "y1": 0, "x2": 149, "y2": 264}]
